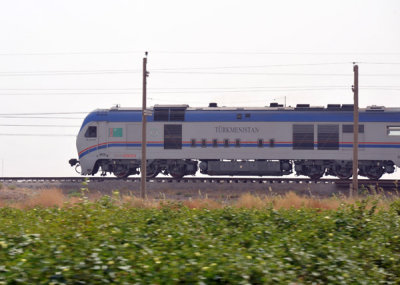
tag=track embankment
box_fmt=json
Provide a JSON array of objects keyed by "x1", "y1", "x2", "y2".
[{"x1": 0, "y1": 177, "x2": 398, "y2": 200}]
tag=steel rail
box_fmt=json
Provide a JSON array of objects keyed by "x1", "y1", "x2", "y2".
[{"x1": 0, "y1": 176, "x2": 399, "y2": 188}]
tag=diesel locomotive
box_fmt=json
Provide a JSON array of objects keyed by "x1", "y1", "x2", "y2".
[{"x1": 69, "y1": 103, "x2": 400, "y2": 180}]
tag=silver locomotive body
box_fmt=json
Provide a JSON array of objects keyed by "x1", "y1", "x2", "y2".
[{"x1": 69, "y1": 104, "x2": 400, "y2": 180}]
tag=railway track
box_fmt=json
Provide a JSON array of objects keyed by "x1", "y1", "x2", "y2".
[{"x1": 0, "y1": 176, "x2": 399, "y2": 189}]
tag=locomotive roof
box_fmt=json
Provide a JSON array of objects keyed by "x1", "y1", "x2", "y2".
[
  {"x1": 107, "y1": 104, "x2": 399, "y2": 112},
  {"x1": 79, "y1": 104, "x2": 400, "y2": 131}
]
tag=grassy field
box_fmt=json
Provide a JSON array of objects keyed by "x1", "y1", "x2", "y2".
[{"x1": 0, "y1": 189, "x2": 400, "y2": 284}]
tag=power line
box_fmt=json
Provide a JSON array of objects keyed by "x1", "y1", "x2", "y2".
[
  {"x1": 0, "y1": 64, "x2": 399, "y2": 77},
  {"x1": 0, "y1": 133, "x2": 76, "y2": 137},
  {"x1": 0, "y1": 51, "x2": 144, "y2": 56},
  {"x1": 0, "y1": 116, "x2": 83, "y2": 119},
  {"x1": 0, "y1": 88, "x2": 141, "y2": 91},
  {"x1": 0, "y1": 88, "x2": 351, "y2": 96},
  {"x1": 1, "y1": 85, "x2": 399, "y2": 91},
  {"x1": 0, "y1": 112, "x2": 87, "y2": 115},
  {"x1": 156, "y1": 71, "x2": 400, "y2": 76},
  {"x1": 156, "y1": 71, "x2": 354, "y2": 76},
  {"x1": 151, "y1": 62, "x2": 353, "y2": 71},
  {"x1": 0, "y1": 85, "x2": 349, "y2": 91},
  {"x1": 150, "y1": 50, "x2": 400, "y2": 56},
  {"x1": 0, "y1": 92, "x2": 136, "y2": 96},
  {"x1": 359, "y1": 62, "x2": 400, "y2": 65},
  {"x1": 0, "y1": 69, "x2": 140, "y2": 77},
  {"x1": 1, "y1": 50, "x2": 400, "y2": 56},
  {"x1": 0, "y1": 124, "x2": 80, "y2": 127},
  {"x1": 0, "y1": 87, "x2": 399, "y2": 97}
]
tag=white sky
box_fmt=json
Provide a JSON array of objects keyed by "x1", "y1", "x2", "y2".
[{"x1": 0, "y1": 0, "x2": 399, "y2": 176}]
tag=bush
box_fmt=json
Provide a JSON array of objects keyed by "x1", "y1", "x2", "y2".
[{"x1": 0, "y1": 201, "x2": 399, "y2": 283}]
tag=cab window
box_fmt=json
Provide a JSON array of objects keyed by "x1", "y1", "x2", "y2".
[{"x1": 85, "y1": 126, "x2": 97, "y2": 138}]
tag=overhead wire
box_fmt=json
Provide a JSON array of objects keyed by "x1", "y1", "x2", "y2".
[
  {"x1": 151, "y1": 51, "x2": 400, "y2": 55},
  {"x1": 0, "y1": 59, "x2": 398, "y2": 77},
  {"x1": 0, "y1": 133, "x2": 76, "y2": 137},
  {"x1": 1, "y1": 50, "x2": 400, "y2": 56},
  {"x1": 0, "y1": 51, "x2": 145, "y2": 56},
  {"x1": 0, "y1": 69, "x2": 141, "y2": 77},
  {"x1": 0, "y1": 124, "x2": 80, "y2": 127},
  {"x1": 155, "y1": 71, "x2": 400, "y2": 76},
  {"x1": 0, "y1": 85, "x2": 399, "y2": 91},
  {"x1": 151, "y1": 62, "x2": 353, "y2": 71},
  {"x1": 0, "y1": 87, "x2": 399, "y2": 97},
  {"x1": 0, "y1": 116, "x2": 84, "y2": 119},
  {"x1": 0, "y1": 112, "x2": 87, "y2": 115}
]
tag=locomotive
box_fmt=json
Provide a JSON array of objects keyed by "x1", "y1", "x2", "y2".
[{"x1": 69, "y1": 103, "x2": 400, "y2": 180}]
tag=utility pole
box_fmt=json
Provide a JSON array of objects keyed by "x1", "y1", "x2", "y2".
[
  {"x1": 141, "y1": 52, "x2": 149, "y2": 199},
  {"x1": 352, "y1": 63, "x2": 359, "y2": 196}
]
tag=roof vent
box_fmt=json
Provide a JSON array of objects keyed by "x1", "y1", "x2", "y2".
[
  {"x1": 209, "y1": 102, "x2": 218, "y2": 107},
  {"x1": 269, "y1": 102, "x2": 279, "y2": 107},
  {"x1": 327, "y1": 104, "x2": 341, "y2": 110},
  {"x1": 296, "y1": 104, "x2": 310, "y2": 108},
  {"x1": 295, "y1": 104, "x2": 311, "y2": 111},
  {"x1": 110, "y1": 104, "x2": 121, "y2": 110},
  {"x1": 341, "y1": 104, "x2": 354, "y2": 111},
  {"x1": 366, "y1": 105, "x2": 385, "y2": 112}
]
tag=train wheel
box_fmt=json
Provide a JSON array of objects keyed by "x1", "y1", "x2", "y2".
[
  {"x1": 169, "y1": 165, "x2": 185, "y2": 179},
  {"x1": 145, "y1": 164, "x2": 159, "y2": 178},
  {"x1": 309, "y1": 173, "x2": 323, "y2": 180},
  {"x1": 114, "y1": 170, "x2": 130, "y2": 179},
  {"x1": 336, "y1": 173, "x2": 352, "y2": 180},
  {"x1": 335, "y1": 169, "x2": 352, "y2": 180},
  {"x1": 366, "y1": 169, "x2": 384, "y2": 180},
  {"x1": 363, "y1": 165, "x2": 384, "y2": 180},
  {"x1": 332, "y1": 164, "x2": 352, "y2": 180},
  {"x1": 170, "y1": 171, "x2": 184, "y2": 179}
]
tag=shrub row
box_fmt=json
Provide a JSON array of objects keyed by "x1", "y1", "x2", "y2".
[{"x1": 0, "y1": 199, "x2": 400, "y2": 284}]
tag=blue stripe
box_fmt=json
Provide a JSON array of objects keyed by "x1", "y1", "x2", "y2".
[
  {"x1": 80, "y1": 109, "x2": 400, "y2": 130},
  {"x1": 79, "y1": 147, "x2": 98, "y2": 158},
  {"x1": 78, "y1": 143, "x2": 400, "y2": 159},
  {"x1": 360, "y1": 144, "x2": 400, "y2": 148}
]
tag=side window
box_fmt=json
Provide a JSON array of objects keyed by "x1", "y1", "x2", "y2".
[
  {"x1": 164, "y1": 124, "x2": 182, "y2": 149},
  {"x1": 224, "y1": 139, "x2": 229, "y2": 148},
  {"x1": 212, "y1": 139, "x2": 218, "y2": 147},
  {"x1": 191, "y1": 139, "x2": 196, "y2": 147},
  {"x1": 318, "y1": 125, "x2": 339, "y2": 150},
  {"x1": 201, "y1": 139, "x2": 207, "y2": 148},
  {"x1": 235, "y1": 139, "x2": 240, "y2": 147},
  {"x1": 109, "y1": 128, "x2": 123, "y2": 137},
  {"x1": 293, "y1": 124, "x2": 314, "y2": 150},
  {"x1": 258, "y1": 139, "x2": 264, "y2": 148},
  {"x1": 343, "y1": 124, "x2": 364, "y2": 133},
  {"x1": 387, "y1": 126, "x2": 400, "y2": 136},
  {"x1": 269, "y1": 139, "x2": 275, "y2": 147},
  {"x1": 85, "y1": 126, "x2": 97, "y2": 138}
]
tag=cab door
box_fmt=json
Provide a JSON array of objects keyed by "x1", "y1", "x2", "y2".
[
  {"x1": 78, "y1": 123, "x2": 99, "y2": 158},
  {"x1": 96, "y1": 122, "x2": 109, "y2": 157}
]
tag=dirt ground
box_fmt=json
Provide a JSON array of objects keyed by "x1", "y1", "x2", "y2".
[{"x1": 0, "y1": 179, "x2": 353, "y2": 203}]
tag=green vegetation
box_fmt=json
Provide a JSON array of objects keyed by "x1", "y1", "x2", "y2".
[{"x1": 0, "y1": 199, "x2": 400, "y2": 284}]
